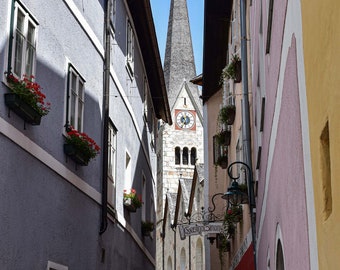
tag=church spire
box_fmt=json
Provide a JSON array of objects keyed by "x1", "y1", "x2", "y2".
[{"x1": 164, "y1": 0, "x2": 201, "y2": 111}]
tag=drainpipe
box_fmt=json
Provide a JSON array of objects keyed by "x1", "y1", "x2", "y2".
[
  {"x1": 240, "y1": 0, "x2": 257, "y2": 269},
  {"x1": 99, "y1": 0, "x2": 111, "y2": 235},
  {"x1": 7, "y1": 0, "x2": 15, "y2": 73}
]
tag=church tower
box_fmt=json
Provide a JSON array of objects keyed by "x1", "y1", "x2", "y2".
[
  {"x1": 156, "y1": 1, "x2": 204, "y2": 268},
  {"x1": 156, "y1": 0, "x2": 204, "y2": 227}
]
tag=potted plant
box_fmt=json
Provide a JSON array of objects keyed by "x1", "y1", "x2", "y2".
[
  {"x1": 232, "y1": 205, "x2": 243, "y2": 223},
  {"x1": 4, "y1": 73, "x2": 51, "y2": 125},
  {"x1": 216, "y1": 155, "x2": 228, "y2": 169},
  {"x1": 218, "y1": 105, "x2": 236, "y2": 125},
  {"x1": 217, "y1": 234, "x2": 231, "y2": 266},
  {"x1": 223, "y1": 209, "x2": 237, "y2": 238},
  {"x1": 64, "y1": 127, "x2": 100, "y2": 166},
  {"x1": 123, "y1": 188, "x2": 142, "y2": 212},
  {"x1": 238, "y1": 183, "x2": 249, "y2": 204},
  {"x1": 141, "y1": 220, "x2": 154, "y2": 236},
  {"x1": 215, "y1": 129, "x2": 231, "y2": 146},
  {"x1": 213, "y1": 140, "x2": 228, "y2": 169},
  {"x1": 221, "y1": 54, "x2": 242, "y2": 83}
]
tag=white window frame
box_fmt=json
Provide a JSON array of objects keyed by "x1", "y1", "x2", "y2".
[
  {"x1": 10, "y1": 2, "x2": 38, "y2": 78},
  {"x1": 47, "y1": 261, "x2": 68, "y2": 270},
  {"x1": 126, "y1": 19, "x2": 134, "y2": 76},
  {"x1": 108, "y1": 120, "x2": 117, "y2": 208},
  {"x1": 66, "y1": 65, "x2": 85, "y2": 132}
]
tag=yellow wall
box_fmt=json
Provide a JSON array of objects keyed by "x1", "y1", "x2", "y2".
[{"x1": 301, "y1": 0, "x2": 340, "y2": 269}]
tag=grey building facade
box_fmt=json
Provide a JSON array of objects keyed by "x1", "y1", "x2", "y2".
[{"x1": 0, "y1": 0, "x2": 170, "y2": 269}]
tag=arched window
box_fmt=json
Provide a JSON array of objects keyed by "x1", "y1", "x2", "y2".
[
  {"x1": 276, "y1": 240, "x2": 285, "y2": 270},
  {"x1": 190, "y1": 147, "x2": 197, "y2": 165},
  {"x1": 196, "y1": 239, "x2": 203, "y2": 270},
  {"x1": 183, "y1": 147, "x2": 189, "y2": 165},
  {"x1": 175, "y1": 147, "x2": 181, "y2": 165},
  {"x1": 180, "y1": 248, "x2": 186, "y2": 270},
  {"x1": 167, "y1": 257, "x2": 172, "y2": 270}
]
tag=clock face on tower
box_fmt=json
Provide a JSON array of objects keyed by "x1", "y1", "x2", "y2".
[{"x1": 175, "y1": 110, "x2": 196, "y2": 130}]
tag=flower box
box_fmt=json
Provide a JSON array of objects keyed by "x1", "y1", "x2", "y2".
[
  {"x1": 221, "y1": 54, "x2": 241, "y2": 83},
  {"x1": 64, "y1": 143, "x2": 89, "y2": 166},
  {"x1": 4, "y1": 93, "x2": 42, "y2": 125},
  {"x1": 218, "y1": 105, "x2": 236, "y2": 126},
  {"x1": 141, "y1": 221, "x2": 154, "y2": 236},
  {"x1": 64, "y1": 127, "x2": 100, "y2": 166},
  {"x1": 4, "y1": 73, "x2": 50, "y2": 125},
  {"x1": 123, "y1": 188, "x2": 142, "y2": 212},
  {"x1": 123, "y1": 197, "x2": 137, "y2": 212}
]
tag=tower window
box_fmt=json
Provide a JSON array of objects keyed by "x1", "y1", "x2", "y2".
[
  {"x1": 175, "y1": 147, "x2": 181, "y2": 165},
  {"x1": 183, "y1": 147, "x2": 188, "y2": 165},
  {"x1": 190, "y1": 147, "x2": 197, "y2": 165}
]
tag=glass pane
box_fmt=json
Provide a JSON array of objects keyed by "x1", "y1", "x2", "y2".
[
  {"x1": 27, "y1": 22, "x2": 35, "y2": 44},
  {"x1": 71, "y1": 92, "x2": 76, "y2": 127},
  {"x1": 16, "y1": 10, "x2": 24, "y2": 33},
  {"x1": 78, "y1": 80, "x2": 84, "y2": 100},
  {"x1": 25, "y1": 44, "x2": 35, "y2": 77},
  {"x1": 71, "y1": 73, "x2": 77, "y2": 93},
  {"x1": 78, "y1": 100, "x2": 83, "y2": 130},
  {"x1": 14, "y1": 33, "x2": 24, "y2": 76}
]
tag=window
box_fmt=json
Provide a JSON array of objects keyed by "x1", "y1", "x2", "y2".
[
  {"x1": 276, "y1": 240, "x2": 285, "y2": 270},
  {"x1": 10, "y1": 2, "x2": 38, "y2": 78},
  {"x1": 66, "y1": 65, "x2": 85, "y2": 131},
  {"x1": 180, "y1": 248, "x2": 186, "y2": 270},
  {"x1": 125, "y1": 151, "x2": 131, "y2": 189},
  {"x1": 108, "y1": 120, "x2": 117, "y2": 208},
  {"x1": 143, "y1": 77, "x2": 149, "y2": 122},
  {"x1": 167, "y1": 257, "x2": 172, "y2": 270},
  {"x1": 190, "y1": 147, "x2": 197, "y2": 165},
  {"x1": 266, "y1": 0, "x2": 274, "y2": 54},
  {"x1": 47, "y1": 261, "x2": 68, "y2": 270},
  {"x1": 110, "y1": 0, "x2": 116, "y2": 31},
  {"x1": 183, "y1": 147, "x2": 188, "y2": 165},
  {"x1": 196, "y1": 239, "x2": 203, "y2": 270},
  {"x1": 126, "y1": 20, "x2": 134, "y2": 75},
  {"x1": 321, "y1": 121, "x2": 332, "y2": 220},
  {"x1": 175, "y1": 147, "x2": 181, "y2": 165},
  {"x1": 142, "y1": 175, "x2": 146, "y2": 221}
]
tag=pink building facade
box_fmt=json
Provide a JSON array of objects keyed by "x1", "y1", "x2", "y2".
[{"x1": 250, "y1": 0, "x2": 315, "y2": 269}]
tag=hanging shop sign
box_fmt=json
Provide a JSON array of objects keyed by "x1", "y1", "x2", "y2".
[{"x1": 178, "y1": 222, "x2": 223, "y2": 240}]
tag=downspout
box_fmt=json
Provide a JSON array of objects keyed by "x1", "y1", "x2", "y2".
[
  {"x1": 7, "y1": 0, "x2": 15, "y2": 73},
  {"x1": 240, "y1": 0, "x2": 257, "y2": 269},
  {"x1": 99, "y1": 0, "x2": 111, "y2": 235}
]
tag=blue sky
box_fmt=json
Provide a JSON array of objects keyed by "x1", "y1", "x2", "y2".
[{"x1": 150, "y1": 0, "x2": 204, "y2": 75}]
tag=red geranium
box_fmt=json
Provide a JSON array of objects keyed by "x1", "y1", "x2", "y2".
[
  {"x1": 65, "y1": 126, "x2": 100, "y2": 163},
  {"x1": 5, "y1": 73, "x2": 51, "y2": 116}
]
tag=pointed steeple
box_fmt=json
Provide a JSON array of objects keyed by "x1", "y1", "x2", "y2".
[{"x1": 164, "y1": 0, "x2": 202, "y2": 112}]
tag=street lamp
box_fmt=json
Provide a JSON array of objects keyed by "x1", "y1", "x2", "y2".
[
  {"x1": 222, "y1": 160, "x2": 257, "y2": 270},
  {"x1": 222, "y1": 179, "x2": 248, "y2": 205}
]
